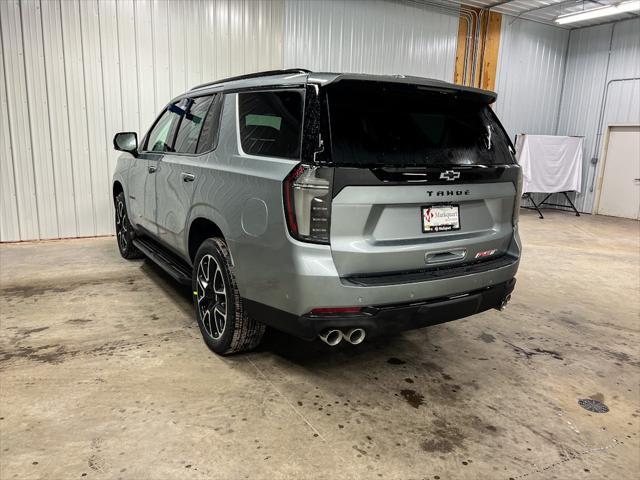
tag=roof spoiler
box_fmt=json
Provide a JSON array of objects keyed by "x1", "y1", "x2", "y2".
[{"x1": 321, "y1": 74, "x2": 497, "y2": 104}]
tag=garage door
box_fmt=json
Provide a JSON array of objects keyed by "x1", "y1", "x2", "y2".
[{"x1": 597, "y1": 125, "x2": 640, "y2": 220}]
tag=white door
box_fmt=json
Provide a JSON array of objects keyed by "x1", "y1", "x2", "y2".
[{"x1": 597, "y1": 125, "x2": 640, "y2": 219}]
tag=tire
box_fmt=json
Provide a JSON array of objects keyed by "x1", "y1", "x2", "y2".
[
  {"x1": 192, "y1": 238, "x2": 265, "y2": 355},
  {"x1": 114, "y1": 192, "x2": 143, "y2": 259}
]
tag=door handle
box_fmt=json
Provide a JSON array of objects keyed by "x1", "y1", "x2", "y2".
[
  {"x1": 181, "y1": 172, "x2": 196, "y2": 182},
  {"x1": 148, "y1": 165, "x2": 157, "y2": 174},
  {"x1": 425, "y1": 249, "x2": 467, "y2": 265}
]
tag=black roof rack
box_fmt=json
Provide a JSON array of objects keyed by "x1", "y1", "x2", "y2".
[{"x1": 190, "y1": 68, "x2": 311, "y2": 91}]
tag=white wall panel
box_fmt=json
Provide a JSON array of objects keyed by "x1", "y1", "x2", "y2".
[
  {"x1": 1, "y1": 0, "x2": 284, "y2": 241},
  {"x1": 81, "y1": 0, "x2": 112, "y2": 237},
  {"x1": 61, "y1": 0, "x2": 96, "y2": 237},
  {"x1": 556, "y1": 18, "x2": 640, "y2": 212},
  {"x1": 283, "y1": 0, "x2": 459, "y2": 81},
  {"x1": 22, "y1": 0, "x2": 59, "y2": 239},
  {"x1": 494, "y1": 17, "x2": 569, "y2": 141},
  {"x1": 1, "y1": 0, "x2": 40, "y2": 241},
  {"x1": 0, "y1": 25, "x2": 21, "y2": 242},
  {"x1": 97, "y1": 0, "x2": 124, "y2": 228},
  {"x1": 41, "y1": 0, "x2": 78, "y2": 238}
]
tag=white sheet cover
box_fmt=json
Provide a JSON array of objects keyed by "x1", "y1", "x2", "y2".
[{"x1": 515, "y1": 134, "x2": 583, "y2": 193}]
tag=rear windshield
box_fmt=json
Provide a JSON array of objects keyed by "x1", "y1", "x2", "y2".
[{"x1": 326, "y1": 84, "x2": 513, "y2": 167}]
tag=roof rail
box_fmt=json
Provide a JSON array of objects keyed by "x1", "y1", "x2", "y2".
[{"x1": 190, "y1": 68, "x2": 311, "y2": 91}]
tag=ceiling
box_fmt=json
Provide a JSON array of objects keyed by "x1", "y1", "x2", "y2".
[{"x1": 438, "y1": 0, "x2": 640, "y2": 28}]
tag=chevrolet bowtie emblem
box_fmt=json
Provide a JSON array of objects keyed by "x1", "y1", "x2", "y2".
[{"x1": 439, "y1": 170, "x2": 460, "y2": 181}]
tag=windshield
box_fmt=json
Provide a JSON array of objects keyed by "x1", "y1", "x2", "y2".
[{"x1": 326, "y1": 83, "x2": 514, "y2": 167}]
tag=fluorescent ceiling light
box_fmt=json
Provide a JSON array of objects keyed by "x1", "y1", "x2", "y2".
[{"x1": 555, "y1": 0, "x2": 640, "y2": 24}]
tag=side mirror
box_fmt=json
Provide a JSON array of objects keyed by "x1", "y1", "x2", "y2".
[{"x1": 113, "y1": 132, "x2": 138, "y2": 156}]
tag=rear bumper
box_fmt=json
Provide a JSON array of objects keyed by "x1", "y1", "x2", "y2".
[{"x1": 244, "y1": 277, "x2": 516, "y2": 340}]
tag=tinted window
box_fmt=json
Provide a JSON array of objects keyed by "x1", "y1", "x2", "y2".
[
  {"x1": 196, "y1": 94, "x2": 223, "y2": 154},
  {"x1": 327, "y1": 83, "x2": 514, "y2": 166},
  {"x1": 238, "y1": 91, "x2": 303, "y2": 158},
  {"x1": 146, "y1": 108, "x2": 180, "y2": 152},
  {"x1": 173, "y1": 95, "x2": 214, "y2": 154}
]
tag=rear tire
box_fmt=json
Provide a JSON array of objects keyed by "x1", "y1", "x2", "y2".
[
  {"x1": 115, "y1": 192, "x2": 143, "y2": 259},
  {"x1": 192, "y1": 238, "x2": 265, "y2": 355}
]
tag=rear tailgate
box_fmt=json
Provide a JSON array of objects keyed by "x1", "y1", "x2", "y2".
[
  {"x1": 330, "y1": 168, "x2": 517, "y2": 277},
  {"x1": 320, "y1": 79, "x2": 519, "y2": 279}
]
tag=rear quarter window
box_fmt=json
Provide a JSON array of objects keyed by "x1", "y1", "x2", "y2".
[{"x1": 238, "y1": 90, "x2": 303, "y2": 159}]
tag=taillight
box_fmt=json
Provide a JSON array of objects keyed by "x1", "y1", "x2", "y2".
[
  {"x1": 283, "y1": 164, "x2": 333, "y2": 244},
  {"x1": 513, "y1": 167, "x2": 523, "y2": 226}
]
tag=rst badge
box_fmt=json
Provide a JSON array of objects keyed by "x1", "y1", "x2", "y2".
[{"x1": 475, "y1": 249, "x2": 497, "y2": 259}]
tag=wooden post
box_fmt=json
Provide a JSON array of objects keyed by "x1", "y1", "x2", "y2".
[
  {"x1": 480, "y1": 11, "x2": 502, "y2": 91},
  {"x1": 453, "y1": 8, "x2": 502, "y2": 91}
]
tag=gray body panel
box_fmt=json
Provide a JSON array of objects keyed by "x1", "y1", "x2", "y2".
[
  {"x1": 330, "y1": 181, "x2": 516, "y2": 277},
  {"x1": 113, "y1": 71, "x2": 521, "y2": 324}
]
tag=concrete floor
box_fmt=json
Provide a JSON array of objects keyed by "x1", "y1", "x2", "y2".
[{"x1": 0, "y1": 211, "x2": 638, "y2": 480}]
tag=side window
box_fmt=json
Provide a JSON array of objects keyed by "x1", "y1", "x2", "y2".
[
  {"x1": 238, "y1": 90, "x2": 303, "y2": 159},
  {"x1": 173, "y1": 95, "x2": 214, "y2": 154},
  {"x1": 196, "y1": 94, "x2": 224, "y2": 154},
  {"x1": 145, "y1": 108, "x2": 180, "y2": 152}
]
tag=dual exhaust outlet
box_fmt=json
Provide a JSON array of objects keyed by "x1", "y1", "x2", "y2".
[{"x1": 319, "y1": 328, "x2": 366, "y2": 346}]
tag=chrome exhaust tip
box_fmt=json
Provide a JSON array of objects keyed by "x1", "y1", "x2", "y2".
[
  {"x1": 343, "y1": 328, "x2": 366, "y2": 345},
  {"x1": 497, "y1": 294, "x2": 512, "y2": 311},
  {"x1": 319, "y1": 329, "x2": 343, "y2": 346}
]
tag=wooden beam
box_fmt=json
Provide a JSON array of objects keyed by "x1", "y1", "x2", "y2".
[
  {"x1": 454, "y1": 8, "x2": 503, "y2": 90},
  {"x1": 480, "y1": 11, "x2": 502, "y2": 91}
]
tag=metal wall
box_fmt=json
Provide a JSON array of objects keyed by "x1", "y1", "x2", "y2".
[
  {"x1": 2, "y1": 1, "x2": 638, "y2": 242},
  {"x1": 556, "y1": 18, "x2": 640, "y2": 212},
  {"x1": 283, "y1": 0, "x2": 459, "y2": 81},
  {"x1": 0, "y1": 0, "x2": 284, "y2": 242},
  {"x1": 493, "y1": 17, "x2": 570, "y2": 142}
]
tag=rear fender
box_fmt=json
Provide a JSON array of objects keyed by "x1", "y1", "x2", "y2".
[{"x1": 185, "y1": 203, "x2": 232, "y2": 264}]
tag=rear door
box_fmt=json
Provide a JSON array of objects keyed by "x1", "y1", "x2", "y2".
[
  {"x1": 154, "y1": 94, "x2": 221, "y2": 256},
  {"x1": 323, "y1": 81, "x2": 519, "y2": 278}
]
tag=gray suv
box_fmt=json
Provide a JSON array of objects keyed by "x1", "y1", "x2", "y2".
[{"x1": 112, "y1": 69, "x2": 521, "y2": 355}]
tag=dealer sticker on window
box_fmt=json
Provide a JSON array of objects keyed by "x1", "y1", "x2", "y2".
[{"x1": 422, "y1": 205, "x2": 460, "y2": 233}]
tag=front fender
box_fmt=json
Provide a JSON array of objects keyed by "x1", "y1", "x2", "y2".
[{"x1": 112, "y1": 155, "x2": 133, "y2": 214}]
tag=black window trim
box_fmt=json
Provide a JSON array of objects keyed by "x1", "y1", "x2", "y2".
[
  {"x1": 236, "y1": 87, "x2": 306, "y2": 160},
  {"x1": 193, "y1": 95, "x2": 218, "y2": 154},
  {"x1": 199, "y1": 93, "x2": 225, "y2": 156}
]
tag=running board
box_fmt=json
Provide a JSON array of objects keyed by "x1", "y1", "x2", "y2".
[{"x1": 132, "y1": 237, "x2": 192, "y2": 285}]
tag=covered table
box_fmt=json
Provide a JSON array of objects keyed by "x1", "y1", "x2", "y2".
[{"x1": 515, "y1": 134, "x2": 584, "y2": 218}]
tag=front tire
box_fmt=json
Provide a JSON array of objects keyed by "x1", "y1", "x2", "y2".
[
  {"x1": 114, "y1": 192, "x2": 143, "y2": 259},
  {"x1": 193, "y1": 238, "x2": 265, "y2": 355}
]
